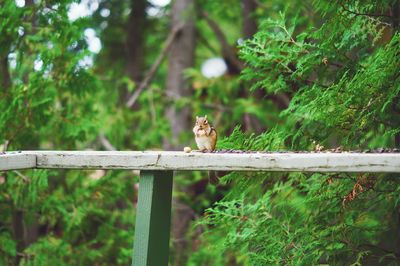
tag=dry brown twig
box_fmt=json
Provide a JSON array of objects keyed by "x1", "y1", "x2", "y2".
[{"x1": 342, "y1": 174, "x2": 375, "y2": 207}]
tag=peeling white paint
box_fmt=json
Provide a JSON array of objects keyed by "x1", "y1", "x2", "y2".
[{"x1": 1, "y1": 151, "x2": 399, "y2": 172}]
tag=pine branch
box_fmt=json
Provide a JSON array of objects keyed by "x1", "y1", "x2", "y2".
[
  {"x1": 359, "y1": 243, "x2": 400, "y2": 258},
  {"x1": 98, "y1": 132, "x2": 116, "y2": 151},
  {"x1": 202, "y1": 12, "x2": 244, "y2": 72},
  {"x1": 13, "y1": 170, "x2": 30, "y2": 183},
  {"x1": 198, "y1": 31, "x2": 219, "y2": 54},
  {"x1": 125, "y1": 23, "x2": 184, "y2": 108},
  {"x1": 340, "y1": 4, "x2": 393, "y2": 19},
  {"x1": 2, "y1": 140, "x2": 9, "y2": 152}
]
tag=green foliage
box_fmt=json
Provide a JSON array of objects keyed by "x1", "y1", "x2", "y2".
[
  {"x1": 0, "y1": 1, "x2": 100, "y2": 148},
  {"x1": 16, "y1": 170, "x2": 137, "y2": 266},
  {"x1": 1, "y1": 0, "x2": 400, "y2": 265},
  {"x1": 0, "y1": 1, "x2": 136, "y2": 265},
  {"x1": 239, "y1": 1, "x2": 400, "y2": 148},
  {"x1": 189, "y1": 0, "x2": 400, "y2": 265}
]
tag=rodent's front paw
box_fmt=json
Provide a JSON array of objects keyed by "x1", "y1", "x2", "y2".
[{"x1": 197, "y1": 129, "x2": 206, "y2": 136}]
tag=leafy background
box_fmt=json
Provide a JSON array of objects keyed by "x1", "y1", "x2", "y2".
[{"x1": 1, "y1": 0, "x2": 400, "y2": 265}]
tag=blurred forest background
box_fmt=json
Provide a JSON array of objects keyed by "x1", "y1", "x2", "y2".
[{"x1": 1, "y1": 0, "x2": 400, "y2": 265}]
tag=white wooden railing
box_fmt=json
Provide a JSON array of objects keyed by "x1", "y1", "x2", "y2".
[
  {"x1": 1, "y1": 150, "x2": 400, "y2": 266},
  {"x1": 2, "y1": 150, "x2": 400, "y2": 172}
]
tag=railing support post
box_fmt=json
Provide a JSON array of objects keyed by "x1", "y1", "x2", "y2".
[{"x1": 132, "y1": 170, "x2": 174, "y2": 266}]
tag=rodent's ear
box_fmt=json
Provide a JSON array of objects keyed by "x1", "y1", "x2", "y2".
[
  {"x1": 196, "y1": 116, "x2": 199, "y2": 120},
  {"x1": 204, "y1": 115, "x2": 207, "y2": 120}
]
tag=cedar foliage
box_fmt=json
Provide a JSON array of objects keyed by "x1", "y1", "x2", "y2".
[
  {"x1": 189, "y1": 1, "x2": 400, "y2": 265},
  {"x1": 0, "y1": 2, "x2": 136, "y2": 265}
]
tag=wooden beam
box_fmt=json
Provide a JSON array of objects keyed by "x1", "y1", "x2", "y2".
[
  {"x1": 132, "y1": 171, "x2": 173, "y2": 266},
  {"x1": 0, "y1": 151, "x2": 396, "y2": 172},
  {"x1": 0, "y1": 152, "x2": 36, "y2": 170}
]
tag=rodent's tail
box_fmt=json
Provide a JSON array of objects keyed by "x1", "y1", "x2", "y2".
[{"x1": 208, "y1": 170, "x2": 231, "y2": 185}]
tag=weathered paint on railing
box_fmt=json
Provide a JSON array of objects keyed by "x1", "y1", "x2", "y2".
[
  {"x1": 0, "y1": 152, "x2": 36, "y2": 170},
  {"x1": 1, "y1": 151, "x2": 400, "y2": 172}
]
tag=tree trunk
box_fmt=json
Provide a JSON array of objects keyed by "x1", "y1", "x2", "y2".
[
  {"x1": 241, "y1": 0, "x2": 261, "y2": 132},
  {"x1": 125, "y1": 0, "x2": 147, "y2": 99},
  {"x1": 164, "y1": 0, "x2": 196, "y2": 265},
  {"x1": 164, "y1": 0, "x2": 195, "y2": 150},
  {"x1": 12, "y1": 210, "x2": 24, "y2": 265},
  {"x1": 0, "y1": 56, "x2": 11, "y2": 89},
  {"x1": 8, "y1": 2, "x2": 41, "y2": 260},
  {"x1": 242, "y1": 0, "x2": 257, "y2": 38},
  {"x1": 392, "y1": 0, "x2": 400, "y2": 147},
  {"x1": 392, "y1": 0, "x2": 399, "y2": 29}
]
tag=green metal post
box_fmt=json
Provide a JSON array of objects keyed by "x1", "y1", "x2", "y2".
[{"x1": 132, "y1": 170, "x2": 174, "y2": 266}]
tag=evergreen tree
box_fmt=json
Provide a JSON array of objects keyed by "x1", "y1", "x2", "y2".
[{"x1": 190, "y1": 0, "x2": 400, "y2": 265}]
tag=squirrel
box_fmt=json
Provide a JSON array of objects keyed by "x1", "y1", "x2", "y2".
[{"x1": 192, "y1": 115, "x2": 217, "y2": 152}]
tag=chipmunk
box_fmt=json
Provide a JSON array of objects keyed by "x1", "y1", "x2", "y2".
[
  {"x1": 193, "y1": 115, "x2": 217, "y2": 152},
  {"x1": 193, "y1": 115, "x2": 219, "y2": 184}
]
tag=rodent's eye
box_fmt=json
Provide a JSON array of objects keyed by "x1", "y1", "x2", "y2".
[{"x1": 204, "y1": 120, "x2": 208, "y2": 125}]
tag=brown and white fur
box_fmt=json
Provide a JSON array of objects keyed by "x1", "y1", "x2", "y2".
[{"x1": 192, "y1": 115, "x2": 217, "y2": 152}]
